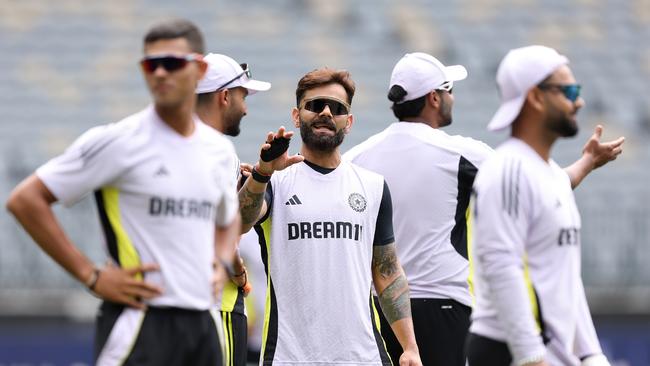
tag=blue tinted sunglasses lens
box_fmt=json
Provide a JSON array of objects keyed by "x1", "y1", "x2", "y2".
[{"x1": 562, "y1": 85, "x2": 581, "y2": 102}]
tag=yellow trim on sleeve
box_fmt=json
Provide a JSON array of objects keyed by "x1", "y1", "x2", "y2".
[
  {"x1": 466, "y1": 204, "x2": 476, "y2": 306},
  {"x1": 522, "y1": 254, "x2": 542, "y2": 333}
]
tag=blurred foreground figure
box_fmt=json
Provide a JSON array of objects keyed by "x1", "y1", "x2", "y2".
[{"x1": 6, "y1": 18, "x2": 241, "y2": 366}]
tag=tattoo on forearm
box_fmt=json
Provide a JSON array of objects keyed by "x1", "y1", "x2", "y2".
[
  {"x1": 378, "y1": 275, "x2": 411, "y2": 324},
  {"x1": 372, "y1": 245, "x2": 399, "y2": 279},
  {"x1": 238, "y1": 187, "x2": 264, "y2": 225}
]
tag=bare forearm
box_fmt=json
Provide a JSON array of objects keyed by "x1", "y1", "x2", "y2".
[
  {"x1": 215, "y1": 214, "x2": 241, "y2": 264},
  {"x1": 378, "y1": 275, "x2": 418, "y2": 350},
  {"x1": 564, "y1": 155, "x2": 594, "y2": 189},
  {"x1": 372, "y1": 243, "x2": 418, "y2": 351},
  {"x1": 6, "y1": 178, "x2": 94, "y2": 282},
  {"x1": 238, "y1": 180, "x2": 266, "y2": 233},
  {"x1": 377, "y1": 274, "x2": 410, "y2": 322}
]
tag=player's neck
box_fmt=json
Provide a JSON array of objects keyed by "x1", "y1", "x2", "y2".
[
  {"x1": 155, "y1": 100, "x2": 196, "y2": 137},
  {"x1": 401, "y1": 110, "x2": 441, "y2": 129},
  {"x1": 195, "y1": 106, "x2": 224, "y2": 133},
  {"x1": 512, "y1": 121, "x2": 555, "y2": 162},
  {"x1": 300, "y1": 145, "x2": 341, "y2": 169}
]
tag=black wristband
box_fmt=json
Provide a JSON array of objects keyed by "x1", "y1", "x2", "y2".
[{"x1": 251, "y1": 167, "x2": 272, "y2": 183}]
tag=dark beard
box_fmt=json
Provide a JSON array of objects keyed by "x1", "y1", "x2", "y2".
[
  {"x1": 547, "y1": 110, "x2": 578, "y2": 137},
  {"x1": 438, "y1": 94, "x2": 453, "y2": 128},
  {"x1": 300, "y1": 116, "x2": 345, "y2": 152},
  {"x1": 223, "y1": 111, "x2": 243, "y2": 137},
  {"x1": 223, "y1": 123, "x2": 241, "y2": 137}
]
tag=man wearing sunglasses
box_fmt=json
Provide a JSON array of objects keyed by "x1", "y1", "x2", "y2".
[
  {"x1": 195, "y1": 53, "x2": 271, "y2": 366},
  {"x1": 196, "y1": 54, "x2": 270, "y2": 137},
  {"x1": 237, "y1": 68, "x2": 422, "y2": 365},
  {"x1": 344, "y1": 52, "x2": 623, "y2": 366},
  {"x1": 467, "y1": 46, "x2": 619, "y2": 366},
  {"x1": 6, "y1": 19, "x2": 241, "y2": 366}
]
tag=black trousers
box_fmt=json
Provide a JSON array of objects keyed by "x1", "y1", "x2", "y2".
[
  {"x1": 221, "y1": 310, "x2": 248, "y2": 366},
  {"x1": 465, "y1": 332, "x2": 513, "y2": 366},
  {"x1": 95, "y1": 301, "x2": 222, "y2": 366},
  {"x1": 374, "y1": 297, "x2": 471, "y2": 366}
]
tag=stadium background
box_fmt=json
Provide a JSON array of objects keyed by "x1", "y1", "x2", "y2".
[{"x1": 0, "y1": 0, "x2": 648, "y2": 364}]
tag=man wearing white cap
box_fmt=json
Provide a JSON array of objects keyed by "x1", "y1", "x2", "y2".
[
  {"x1": 196, "y1": 53, "x2": 271, "y2": 137},
  {"x1": 467, "y1": 45, "x2": 621, "y2": 366},
  {"x1": 196, "y1": 53, "x2": 271, "y2": 366},
  {"x1": 344, "y1": 52, "x2": 623, "y2": 366}
]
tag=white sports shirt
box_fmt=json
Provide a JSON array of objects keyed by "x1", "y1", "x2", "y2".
[
  {"x1": 344, "y1": 122, "x2": 492, "y2": 306},
  {"x1": 256, "y1": 161, "x2": 392, "y2": 366},
  {"x1": 37, "y1": 105, "x2": 239, "y2": 310},
  {"x1": 470, "y1": 138, "x2": 602, "y2": 365}
]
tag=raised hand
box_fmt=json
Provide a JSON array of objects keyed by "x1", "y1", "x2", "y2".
[
  {"x1": 92, "y1": 262, "x2": 163, "y2": 309},
  {"x1": 582, "y1": 124, "x2": 624, "y2": 169},
  {"x1": 256, "y1": 126, "x2": 304, "y2": 175}
]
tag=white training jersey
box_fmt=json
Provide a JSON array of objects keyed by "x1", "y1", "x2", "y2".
[
  {"x1": 37, "y1": 105, "x2": 239, "y2": 310},
  {"x1": 255, "y1": 161, "x2": 391, "y2": 366},
  {"x1": 344, "y1": 122, "x2": 492, "y2": 305},
  {"x1": 470, "y1": 138, "x2": 595, "y2": 365}
]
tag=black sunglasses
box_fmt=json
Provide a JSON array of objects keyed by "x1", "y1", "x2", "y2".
[
  {"x1": 301, "y1": 96, "x2": 351, "y2": 116},
  {"x1": 216, "y1": 63, "x2": 251, "y2": 91},
  {"x1": 538, "y1": 83, "x2": 581, "y2": 103},
  {"x1": 140, "y1": 54, "x2": 199, "y2": 73}
]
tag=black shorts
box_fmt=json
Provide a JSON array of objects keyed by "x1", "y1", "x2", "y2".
[
  {"x1": 94, "y1": 301, "x2": 222, "y2": 366},
  {"x1": 465, "y1": 332, "x2": 512, "y2": 366},
  {"x1": 221, "y1": 310, "x2": 248, "y2": 366},
  {"x1": 374, "y1": 297, "x2": 471, "y2": 366}
]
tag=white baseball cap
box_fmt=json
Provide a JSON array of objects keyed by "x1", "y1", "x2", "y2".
[
  {"x1": 389, "y1": 52, "x2": 468, "y2": 103},
  {"x1": 196, "y1": 53, "x2": 271, "y2": 94},
  {"x1": 487, "y1": 45, "x2": 569, "y2": 131}
]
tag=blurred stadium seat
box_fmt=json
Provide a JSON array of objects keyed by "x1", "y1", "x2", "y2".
[{"x1": 0, "y1": 0, "x2": 648, "y2": 363}]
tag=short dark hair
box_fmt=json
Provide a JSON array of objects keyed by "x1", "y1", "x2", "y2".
[
  {"x1": 196, "y1": 91, "x2": 216, "y2": 107},
  {"x1": 295, "y1": 68, "x2": 356, "y2": 106},
  {"x1": 388, "y1": 85, "x2": 426, "y2": 120},
  {"x1": 143, "y1": 18, "x2": 205, "y2": 54}
]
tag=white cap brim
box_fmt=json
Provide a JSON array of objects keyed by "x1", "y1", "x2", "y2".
[
  {"x1": 241, "y1": 79, "x2": 271, "y2": 95},
  {"x1": 445, "y1": 65, "x2": 468, "y2": 82},
  {"x1": 487, "y1": 94, "x2": 527, "y2": 131}
]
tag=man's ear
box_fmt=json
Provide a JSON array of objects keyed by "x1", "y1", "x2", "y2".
[
  {"x1": 426, "y1": 91, "x2": 440, "y2": 109},
  {"x1": 196, "y1": 58, "x2": 208, "y2": 79},
  {"x1": 291, "y1": 107, "x2": 300, "y2": 128},
  {"x1": 527, "y1": 88, "x2": 545, "y2": 111},
  {"x1": 219, "y1": 89, "x2": 229, "y2": 107},
  {"x1": 344, "y1": 114, "x2": 354, "y2": 134}
]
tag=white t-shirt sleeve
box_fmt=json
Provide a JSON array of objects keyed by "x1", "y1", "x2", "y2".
[
  {"x1": 214, "y1": 145, "x2": 239, "y2": 228},
  {"x1": 36, "y1": 125, "x2": 129, "y2": 207},
  {"x1": 473, "y1": 157, "x2": 546, "y2": 364}
]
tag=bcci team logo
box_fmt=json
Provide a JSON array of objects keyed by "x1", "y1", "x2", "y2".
[{"x1": 348, "y1": 193, "x2": 367, "y2": 212}]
